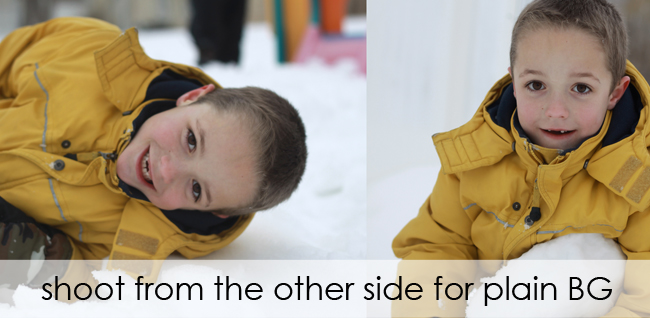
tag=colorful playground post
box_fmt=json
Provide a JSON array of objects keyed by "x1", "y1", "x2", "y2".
[{"x1": 271, "y1": 0, "x2": 366, "y2": 74}]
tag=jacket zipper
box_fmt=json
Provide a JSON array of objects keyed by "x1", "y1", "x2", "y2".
[
  {"x1": 504, "y1": 176, "x2": 542, "y2": 258},
  {"x1": 100, "y1": 152, "x2": 116, "y2": 161},
  {"x1": 525, "y1": 178, "x2": 541, "y2": 227}
]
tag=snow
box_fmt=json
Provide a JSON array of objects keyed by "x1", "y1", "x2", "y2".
[
  {"x1": 466, "y1": 234, "x2": 626, "y2": 317},
  {"x1": 368, "y1": 165, "x2": 439, "y2": 259}
]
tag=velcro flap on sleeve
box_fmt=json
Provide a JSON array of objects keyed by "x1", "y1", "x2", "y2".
[{"x1": 115, "y1": 229, "x2": 159, "y2": 255}]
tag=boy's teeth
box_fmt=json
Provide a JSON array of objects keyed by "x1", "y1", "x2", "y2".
[
  {"x1": 141, "y1": 151, "x2": 152, "y2": 184},
  {"x1": 545, "y1": 129, "x2": 569, "y2": 134}
]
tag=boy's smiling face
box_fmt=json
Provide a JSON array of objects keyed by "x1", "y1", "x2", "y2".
[
  {"x1": 510, "y1": 27, "x2": 629, "y2": 150},
  {"x1": 116, "y1": 85, "x2": 259, "y2": 214}
]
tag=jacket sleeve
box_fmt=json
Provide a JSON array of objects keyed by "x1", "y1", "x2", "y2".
[
  {"x1": 603, "y1": 209, "x2": 650, "y2": 317},
  {"x1": 0, "y1": 17, "x2": 120, "y2": 99},
  {"x1": 392, "y1": 169, "x2": 478, "y2": 260},
  {"x1": 391, "y1": 169, "x2": 478, "y2": 317}
]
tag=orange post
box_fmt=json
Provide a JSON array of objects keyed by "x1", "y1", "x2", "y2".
[
  {"x1": 320, "y1": 0, "x2": 347, "y2": 34},
  {"x1": 282, "y1": 0, "x2": 311, "y2": 61}
]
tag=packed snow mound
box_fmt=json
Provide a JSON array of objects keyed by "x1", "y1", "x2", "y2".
[
  {"x1": 466, "y1": 233, "x2": 625, "y2": 318},
  {"x1": 516, "y1": 233, "x2": 626, "y2": 260}
]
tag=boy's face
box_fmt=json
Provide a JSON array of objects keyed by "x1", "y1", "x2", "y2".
[
  {"x1": 510, "y1": 27, "x2": 629, "y2": 150},
  {"x1": 116, "y1": 85, "x2": 259, "y2": 214}
]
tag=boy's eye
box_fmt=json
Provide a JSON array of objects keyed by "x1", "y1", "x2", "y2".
[
  {"x1": 192, "y1": 180, "x2": 201, "y2": 202},
  {"x1": 525, "y1": 81, "x2": 545, "y2": 91},
  {"x1": 187, "y1": 130, "x2": 197, "y2": 151},
  {"x1": 572, "y1": 84, "x2": 591, "y2": 94}
]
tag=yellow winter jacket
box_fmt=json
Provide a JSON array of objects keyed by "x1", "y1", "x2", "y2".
[
  {"x1": 393, "y1": 61, "x2": 650, "y2": 316},
  {"x1": 0, "y1": 18, "x2": 253, "y2": 267}
]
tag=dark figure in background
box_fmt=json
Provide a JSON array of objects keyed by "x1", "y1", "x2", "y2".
[
  {"x1": 190, "y1": 0, "x2": 247, "y2": 65},
  {"x1": 22, "y1": 0, "x2": 52, "y2": 26}
]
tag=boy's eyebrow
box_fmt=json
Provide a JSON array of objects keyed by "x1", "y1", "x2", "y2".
[
  {"x1": 519, "y1": 69, "x2": 602, "y2": 83},
  {"x1": 196, "y1": 119, "x2": 205, "y2": 156},
  {"x1": 519, "y1": 69, "x2": 545, "y2": 77},
  {"x1": 195, "y1": 118, "x2": 211, "y2": 208},
  {"x1": 204, "y1": 183, "x2": 212, "y2": 209},
  {"x1": 569, "y1": 72, "x2": 600, "y2": 83}
]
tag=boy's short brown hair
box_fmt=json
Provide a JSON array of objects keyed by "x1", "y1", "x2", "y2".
[
  {"x1": 194, "y1": 87, "x2": 307, "y2": 216},
  {"x1": 510, "y1": 0, "x2": 628, "y2": 92}
]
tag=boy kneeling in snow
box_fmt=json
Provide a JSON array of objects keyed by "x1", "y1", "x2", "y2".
[
  {"x1": 393, "y1": 0, "x2": 650, "y2": 316},
  {"x1": 0, "y1": 18, "x2": 306, "y2": 270}
]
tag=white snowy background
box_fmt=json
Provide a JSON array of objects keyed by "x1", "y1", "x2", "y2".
[{"x1": 367, "y1": 0, "x2": 533, "y2": 260}]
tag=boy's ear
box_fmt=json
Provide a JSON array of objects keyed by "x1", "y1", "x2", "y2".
[
  {"x1": 176, "y1": 84, "x2": 216, "y2": 106},
  {"x1": 508, "y1": 67, "x2": 517, "y2": 98},
  {"x1": 607, "y1": 76, "x2": 631, "y2": 110},
  {"x1": 211, "y1": 212, "x2": 229, "y2": 219}
]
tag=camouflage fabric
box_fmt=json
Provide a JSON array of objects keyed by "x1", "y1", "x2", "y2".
[
  {"x1": 0, "y1": 197, "x2": 72, "y2": 288},
  {"x1": 0, "y1": 222, "x2": 48, "y2": 260}
]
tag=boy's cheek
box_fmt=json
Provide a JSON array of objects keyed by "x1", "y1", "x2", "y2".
[
  {"x1": 582, "y1": 113, "x2": 607, "y2": 135},
  {"x1": 516, "y1": 105, "x2": 534, "y2": 126}
]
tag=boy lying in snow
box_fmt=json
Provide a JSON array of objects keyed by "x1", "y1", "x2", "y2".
[
  {"x1": 393, "y1": 0, "x2": 650, "y2": 316},
  {"x1": 0, "y1": 18, "x2": 307, "y2": 267}
]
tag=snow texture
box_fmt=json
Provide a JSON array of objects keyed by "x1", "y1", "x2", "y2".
[{"x1": 466, "y1": 234, "x2": 626, "y2": 317}]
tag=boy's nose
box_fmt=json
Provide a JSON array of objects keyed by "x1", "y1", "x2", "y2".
[
  {"x1": 158, "y1": 153, "x2": 182, "y2": 185},
  {"x1": 545, "y1": 95, "x2": 569, "y2": 119}
]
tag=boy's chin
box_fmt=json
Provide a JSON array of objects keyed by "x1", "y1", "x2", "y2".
[
  {"x1": 531, "y1": 131, "x2": 581, "y2": 151},
  {"x1": 535, "y1": 139, "x2": 579, "y2": 151},
  {"x1": 145, "y1": 196, "x2": 170, "y2": 210}
]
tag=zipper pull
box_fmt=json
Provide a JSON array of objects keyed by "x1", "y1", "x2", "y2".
[
  {"x1": 525, "y1": 179, "x2": 541, "y2": 226},
  {"x1": 100, "y1": 152, "x2": 117, "y2": 161}
]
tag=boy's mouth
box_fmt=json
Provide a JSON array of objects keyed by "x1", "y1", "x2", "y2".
[
  {"x1": 138, "y1": 147, "x2": 154, "y2": 189},
  {"x1": 141, "y1": 151, "x2": 152, "y2": 184},
  {"x1": 541, "y1": 129, "x2": 575, "y2": 139}
]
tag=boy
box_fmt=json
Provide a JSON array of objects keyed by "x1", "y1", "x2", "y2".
[
  {"x1": 0, "y1": 17, "x2": 307, "y2": 269},
  {"x1": 393, "y1": 0, "x2": 650, "y2": 315}
]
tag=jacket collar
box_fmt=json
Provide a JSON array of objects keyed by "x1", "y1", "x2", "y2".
[
  {"x1": 93, "y1": 27, "x2": 220, "y2": 113},
  {"x1": 587, "y1": 62, "x2": 650, "y2": 210}
]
